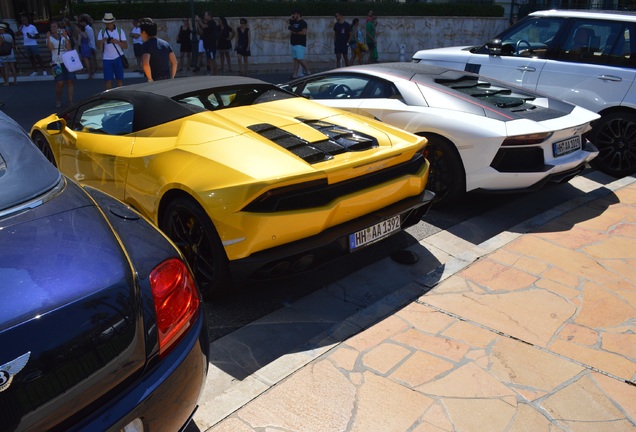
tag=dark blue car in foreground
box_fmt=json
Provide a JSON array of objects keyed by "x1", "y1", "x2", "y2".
[{"x1": 0, "y1": 111, "x2": 209, "y2": 431}]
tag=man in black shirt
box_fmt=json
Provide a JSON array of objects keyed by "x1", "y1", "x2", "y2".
[
  {"x1": 288, "y1": 10, "x2": 311, "y2": 79},
  {"x1": 333, "y1": 13, "x2": 351, "y2": 68},
  {"x1": 140, "y1": 17, "x2": 177, "y2": 81},
  {"x1": 197, "y1": 11, "x2": 218, "y2": 75}
]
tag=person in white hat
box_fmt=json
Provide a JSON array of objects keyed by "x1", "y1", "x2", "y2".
[{"x1": 96, "y1": 12, "x2": 128, "y2": 89}]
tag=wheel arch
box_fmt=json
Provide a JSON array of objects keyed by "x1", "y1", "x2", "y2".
[
  {"x1": 415, "y1": 131, "x2": 467, "y2": 181},
  {"x1": 158, "y1": 189, "x2": 203, "y2": 229},
  {"x1": 30, "y1": 129, "x2": 58, "y2": 167},
  {"x1": 414, "y1": 131, "x2": 467, "y2": 204},
  {"x1": 596, "y1": 105, "x2": 636, "y2": 119}
]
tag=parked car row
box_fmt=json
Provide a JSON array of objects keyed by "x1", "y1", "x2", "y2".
[{"x1": 2, "y1": 10, "x2": 628, "y2": 429}]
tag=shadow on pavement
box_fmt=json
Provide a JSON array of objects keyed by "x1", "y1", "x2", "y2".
[{"x1": 204, "y1": 231, "x2": 440, "y2": 381}]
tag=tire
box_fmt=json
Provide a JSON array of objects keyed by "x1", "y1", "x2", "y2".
[
  {"x1": 31, "y1": 131, "x2": 57, "y2": 167},
  {"x1": 161, "y1": 196, "x2": 232, "y2": 298},
  {"x1": 421, "y1": 135, "x2": 465, "y2": 205},
  {"x1": 588, "y1": 111, "x2": 636, "y2": 178}
]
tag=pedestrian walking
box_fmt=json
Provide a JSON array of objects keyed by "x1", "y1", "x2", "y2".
[
  {"x1": 79, "y1": 15, "x2": 97, "y2": 73},
  {"x1": 96, "y1": 12, "x2": 128, "y2": 89},
  {"x1": 196, "y1": 12, "x2": 218, "y2": 76},
  {"x1": 0, "y1": 23, "x2": 17, "y2": 86},
  {"x1": 140, "y1": 17, "x2": 177, "y2": 81},
  {"x1": 349, "y1": 18, "x2": 367, "y2": 65},
  {"x1": 217, "y1": 17, "x2": 235, "y2": 73},
  {"x1": 234, "y1": 18, "x2": 251, "y2": 76},
  {"x1": 366, "y1": 14, "x2": 378, "y2": 63},
  {"x1": 76, "y1": 20, "x2": 94, "y2": 77},
  {"x1": 333, "y1": 12, "x2": 351, "y2": 68},
  {"x1": 130, "y1": 19, "x2": 143, "y2": 73},
  {"x1": 288, "y1": 9, "x2": 311, "y2": 79},
  {"x1": 46, "y1": 21, "x2": 75, "y2": 107},
  {"x1": 18, "y1": 16, "x2": 47, "y2": 76},
  {"x1": 177, "y1": 18, "x2": 192, "y2": 72}
]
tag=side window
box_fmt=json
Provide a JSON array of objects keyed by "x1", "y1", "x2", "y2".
[
  {"x1": 607, "y1": 25, "x2": 636, "y2": 67},
  {"x1": 363, "y1": 79, "x2": 402, "y2": 99},
  {"x1": 72, "y1": 100, "x2": 134, "y2": 135},
  {"x1": 557, "y1": 19, "x2": 633, "y2": 67},
  {"x1": 298, "y1": 75, "x2": 370, "y2": 99}
]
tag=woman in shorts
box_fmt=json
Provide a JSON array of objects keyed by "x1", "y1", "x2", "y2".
[{"x1": 47, "y1": 21, "x2": 76, "y2": 107}]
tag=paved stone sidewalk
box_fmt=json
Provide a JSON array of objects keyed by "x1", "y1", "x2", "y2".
[{"x1": 206, "y1": 182, "x2": 636, "y2": 432}]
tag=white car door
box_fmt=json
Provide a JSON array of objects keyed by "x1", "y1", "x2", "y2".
[{"x1": 536, "y1": 19, "x2": 636, "y2": 113}]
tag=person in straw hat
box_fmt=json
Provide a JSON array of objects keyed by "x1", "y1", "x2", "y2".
[{"x1": 96, "y1": 12, "x2": 128, "y2": 89}]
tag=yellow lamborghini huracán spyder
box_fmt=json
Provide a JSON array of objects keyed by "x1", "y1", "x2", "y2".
[{"x1": 31, "y1": 77, "x2": 434, "y2": 296}]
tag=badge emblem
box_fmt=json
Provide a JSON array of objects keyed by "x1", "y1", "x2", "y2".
[{"x1": 0, "y1": 352, "x2": 30, "y2": 392}]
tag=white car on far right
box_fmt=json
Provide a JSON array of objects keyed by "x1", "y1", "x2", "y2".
[{"x1": 413, "y1": 9, "x2": 636, "y2": 178}]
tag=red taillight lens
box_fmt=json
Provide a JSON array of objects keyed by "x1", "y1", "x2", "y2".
[
  {"x1": 502, "y1": 132, "x2": 553, "y2": 146},
  {"x1": 149, "y1": 258, "x2": 200, "y2": 356}
]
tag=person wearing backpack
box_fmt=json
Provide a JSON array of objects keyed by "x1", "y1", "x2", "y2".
[
  {"x1": 0, "y1": 23, "x2": 17, "y2": 85},
  {"x1": 96, "y1": 12, "x2": 128, "y2": 89}
]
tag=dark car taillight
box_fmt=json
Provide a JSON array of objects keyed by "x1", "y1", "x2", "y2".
[{"x1": 149, "y1": 258, "x2": 200, "y2": 357}]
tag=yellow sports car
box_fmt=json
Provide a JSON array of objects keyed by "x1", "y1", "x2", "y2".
[{"x1": 31, "y1": 77, "x2": 434, "y2": 296}]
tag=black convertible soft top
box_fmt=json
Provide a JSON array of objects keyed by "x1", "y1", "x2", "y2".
[{"x1": 63, "y1": 76, "x2": 281, "y2": 133}]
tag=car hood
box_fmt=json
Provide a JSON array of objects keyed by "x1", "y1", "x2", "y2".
[{"x1": 0, "y1": 180, "x2": 144, "y2": 431}]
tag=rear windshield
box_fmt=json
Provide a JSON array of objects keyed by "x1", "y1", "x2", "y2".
[
  {"x1": 174, "y1": 84, "x2": 298, "y2": 112},
  {"x1": 0, "y1": 112, "x2": 62, "y2": 214}
]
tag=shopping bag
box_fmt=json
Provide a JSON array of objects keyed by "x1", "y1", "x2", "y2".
[{"x1": 62, "y1": 49, "x2": 83, "y2": 72}]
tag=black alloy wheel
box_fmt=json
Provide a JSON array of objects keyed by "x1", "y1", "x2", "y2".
[
  {"x1": 32, "y1": 131, "x2": 57, "y2": 167},
  {"x1": 421, "y1": 135, "x2": 465, "y2": 205},
  {"x1": 161, "y1": 197, "x2": 231, "y2": 298},
  {"x1": 589, "y1": 112, "x2": 636, "y2": 178}
]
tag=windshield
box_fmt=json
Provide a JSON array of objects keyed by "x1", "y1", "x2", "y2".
[{"x1": 501, "y1": 17, "x2": 565, "y2": 48}]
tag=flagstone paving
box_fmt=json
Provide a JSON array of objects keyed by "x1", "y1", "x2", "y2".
[{"x1": 207, "y1": 183, "x2": 636, "y2": 432}]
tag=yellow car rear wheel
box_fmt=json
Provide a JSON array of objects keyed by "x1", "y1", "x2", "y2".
[{"x1": 161, "y1": 196, "x2": 231, "y2": 298}]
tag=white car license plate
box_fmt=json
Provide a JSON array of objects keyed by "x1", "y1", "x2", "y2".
[
  {"x1": 349, "y1": 215, "x2": 401, "y2": 251},
  {"x1": 553, "y1": 136, "x2": 581, "y2": 157}
]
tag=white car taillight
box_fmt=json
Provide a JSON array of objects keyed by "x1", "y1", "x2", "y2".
[{"x1": 502, "y1": 132, "x2": 553, "y2": 146}]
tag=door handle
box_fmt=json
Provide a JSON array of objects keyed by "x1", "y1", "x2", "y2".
[
  {"x1": 598, "y1": 74, "x2": 622, "y2": 82},
  {"x1": 516, "y1": 66, "x2": 536, "y2": 72}
]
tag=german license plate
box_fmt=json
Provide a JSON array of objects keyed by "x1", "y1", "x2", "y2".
[
  {"x1": 553, "y1": 136, "x2": 581, "y2": 157},
  {"x1": 349, "y1": 215, "x2": 401, "y2": 251}
]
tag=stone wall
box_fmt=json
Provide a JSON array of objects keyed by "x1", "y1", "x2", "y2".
[{"x1": 114, "y1": 15, "x2": 507, "y2": 66}]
